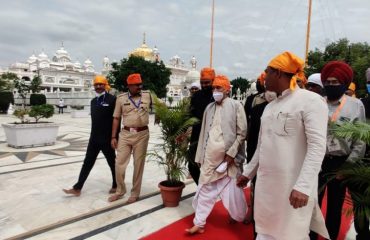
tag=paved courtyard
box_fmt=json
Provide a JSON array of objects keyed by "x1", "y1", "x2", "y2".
[
  {"x1": 0, "y1": 113, "x2": 357, "y2": 240},
  {"x1": 0, "y1": 113, "x2": 196, "y2": 240}
]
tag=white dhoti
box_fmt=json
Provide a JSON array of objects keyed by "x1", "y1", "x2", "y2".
[
  {"x1": 192, "y1": 176, "x2": 247, "y2": 227},
  {"x1": 256, "y1": 234, "x2": 276, "y2": 240}
]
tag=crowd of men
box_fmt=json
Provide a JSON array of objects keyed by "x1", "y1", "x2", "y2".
[{"x1": 63, "y1": 50, "x2": 370, "y2": 240}]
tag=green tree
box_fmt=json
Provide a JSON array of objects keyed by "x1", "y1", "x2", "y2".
[
  {"x1": 29, "y1": 75, "x2": 42, "y2": 93},
  {"x1": 305, "y1": 38, "x2": 370, "y2": 97},
  {"x1": 230, "y1": 77, "x2": 251, "y2": 96},
  {"x1": 0, "y1": 72, "x2": 18, "y2": 91},
  {"x1": 108, "y1": 56, "x2": 171, "y2": 98},
  {"x1": 14, "y1": 78, "x2": 29, "y2": 107},
  {"x1": 28, "y1": 104, "x2": 54, "y2": 123}
]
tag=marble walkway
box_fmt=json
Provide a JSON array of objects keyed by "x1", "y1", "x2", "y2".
[
  {"x1": 0, "y1": 113, "x2": 197, "y2": 240},
  {"x1": 0, "y1": 113, "x2": 357, "y2": 239}
]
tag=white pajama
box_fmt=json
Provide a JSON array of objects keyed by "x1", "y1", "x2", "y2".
[
  {"x1": 256, "y1": 234, "x2": 276, "y2": 240},
  {"x1": 192, "y1": 176, "x2": 247, "y2": 227}
]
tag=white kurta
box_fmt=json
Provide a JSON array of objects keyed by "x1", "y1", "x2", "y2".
[
  {"x1": 193, "y1": 103, "x2": 246, "y2": 227},
  {"x1": 244, "y1": 88, "x2": 330, "y2": 240}
]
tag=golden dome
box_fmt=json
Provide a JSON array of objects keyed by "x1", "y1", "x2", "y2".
[{"x1": 128, "y1": 33, "x2": 156, "y2": 61}]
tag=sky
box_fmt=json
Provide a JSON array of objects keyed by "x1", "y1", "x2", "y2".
[{"x1": 0, "y1": 0, "x2": 369, "y2": 79}]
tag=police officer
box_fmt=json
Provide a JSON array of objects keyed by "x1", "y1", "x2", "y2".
[
  {"x1": 109, "y1": 73, "x2": 152, "y2": 203},
  {"x1": 63, "y1": 75, "x2": 117, "y2": 196}
]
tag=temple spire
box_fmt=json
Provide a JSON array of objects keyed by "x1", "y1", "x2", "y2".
[{"x1": 143, "y1": 32, "x2": 146, "y2": 44}]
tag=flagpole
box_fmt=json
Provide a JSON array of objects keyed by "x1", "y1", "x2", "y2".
[
  {"x1": 304, "y1": 0, "x2": 312, "y2": 66},
  {"x1": 210, "y1": 0, "x2": 215, "y2": 68}
]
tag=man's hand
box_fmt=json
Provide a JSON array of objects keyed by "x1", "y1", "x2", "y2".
[
  {"x1": 236, "y1": 175, "x2": 249, "y2": 188},
  {"x1": 111, "y1": 138, "x2": 118, "y2": 149},
  {"x1": 224, "y1": 154, "x2": 235, "y2": 166},
  {"x1": 289, "y1": 189, "x2": 309, "y2": 209}
]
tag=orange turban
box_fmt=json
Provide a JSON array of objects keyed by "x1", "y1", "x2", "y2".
[
  {"x1": 127, "y1": 73, "x2": 142, "y2": 85},
  {"x1": 200, "y1": 67, "x2": 215, "y2": 81},
  {"x1": 268, "y1": 51, "x2": 304, "y2": 90},
  {"x1": 93, "y1": 75, "x2": 110, "y2": 92},
  {"x1": 257, "y1": 71, "x2": 266, "y2": 86},
  {"x1": 213, "y1": 75, "x2": 231, "y2": 90}
]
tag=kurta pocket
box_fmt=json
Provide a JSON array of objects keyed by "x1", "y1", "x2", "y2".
[{"x1": 273, "y1": 112, "x2": 299, "y2": 136}]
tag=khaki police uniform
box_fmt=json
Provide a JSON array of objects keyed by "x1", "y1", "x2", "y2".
[{"x1": 113, "y1": 90, "x2": 151, "y2": 198}]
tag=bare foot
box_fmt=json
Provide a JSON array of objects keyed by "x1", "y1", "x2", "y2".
[
  {"x1": 63, "y1": 188, "x2": 81, "y2": 197},
  {"x1": 126, "y1": 196, "x2": 139, "y2": 204},
  {"x1": 185, "y1": 225, "x2": 204, "y2": 234},
  {"x1": 108, "y1": 194, "x2": 123, "y2": 202}
]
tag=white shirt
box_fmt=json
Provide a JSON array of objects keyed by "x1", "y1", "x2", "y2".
[{"x1": 244, "y1": 88, "x2": 330, "y2": 239}]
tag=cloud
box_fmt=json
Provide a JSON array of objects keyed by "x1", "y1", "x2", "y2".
[{"x1": 0, "y1": 0, "x2": 369, "y2": 79}]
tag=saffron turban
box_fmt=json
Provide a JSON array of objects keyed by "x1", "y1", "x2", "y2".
[
  {"x1": 94, "y1": 75, "x2": 107, "y2": 85},
  {"x1": 212, "y1": 75, "x2": 231, "y2": 90},
  {"x1": 321, "y1": 61, "x2": 353, "y2": 86},
  {"x1": 257, "y1": 71, "x2": 266, "y2": 86},
  {"x1": 200, "y1": 67, "x2": 216, "y2": 81},
  {"x1": 94, "y1": 75, "x2": 110, "y2": 91},
  {"x1": 268, "y1": 51, "x2": 305, "y2": 90},
  {"x1": 127, "y1": 73, "x2": 142, "y2": 85},
  {"x1": 348, "y1": 82, "x2": 356, "y2": 91}
]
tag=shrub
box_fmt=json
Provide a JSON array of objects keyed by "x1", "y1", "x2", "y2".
[
  {"x1": 28, "y1": 104, "x2": 54, "y2": 123},
  {"x1": 0, "y1": 92, "x2": 14, "y2": 113},
  {"x1": 13, "y1": 108, "x2": 29, "y2": 123},
  {"x1": 30, "y1": 94, "x2": 46, "y2": 106}
]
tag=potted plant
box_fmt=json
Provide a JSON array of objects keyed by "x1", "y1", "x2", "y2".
[
  {"x1": 149, "y1": 96, "x2": 198, "y2": 207},
  {"x1": 2, "y1": 104, "x2": 59, "y2": 148},
  {"x1": 70, "y1": 104, "x2": 89, "y2": 118},
  {"x1": 330, "y1": 121, "x2": 370, "y2": 227}
]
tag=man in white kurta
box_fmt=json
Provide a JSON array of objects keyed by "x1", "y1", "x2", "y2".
[
  {"x1": 238, "y1": 52, "x2": 330, "y2": 240},
  {"x1": 186, "y1": 75, "x2": 247, "y2": 234}
]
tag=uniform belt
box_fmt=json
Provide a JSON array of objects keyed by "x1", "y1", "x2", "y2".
[{"x1": 123, "y1": 126, "x2": 148, "y2": 132}]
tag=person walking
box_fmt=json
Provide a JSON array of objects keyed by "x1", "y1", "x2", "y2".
[{"x1": 63, "y1": 75, "x2": 117, "y2": 196}]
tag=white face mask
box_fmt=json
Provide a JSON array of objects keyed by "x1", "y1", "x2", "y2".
[
  {"x1": 213, "y1": 91, "x2": 224, "y2": 102},
  {"x1": 264, "y1": 91, "x2": 277, "y2": 102},
  {"x1": 95, "y1": 91, "x2": 105, "y2": 98}
]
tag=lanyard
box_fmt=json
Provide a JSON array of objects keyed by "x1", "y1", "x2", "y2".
[
  {"x1": 129, "y1": 95, "x2": 142, "y2": 109},
  {"x1": 330, "y1": 96, "x2": 347, "y2": 122}
]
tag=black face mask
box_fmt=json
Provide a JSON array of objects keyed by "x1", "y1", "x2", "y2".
[{"x1": 324, "y1": 85, "x2": 346, "y2": 101}]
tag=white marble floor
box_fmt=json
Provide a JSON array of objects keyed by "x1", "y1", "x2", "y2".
[
  {"x1": 0, "y1": 113, "x2": 197, "y2": 240},
  {"x1": 0, "y1": 113, "x2": 358, "y2": 240}
]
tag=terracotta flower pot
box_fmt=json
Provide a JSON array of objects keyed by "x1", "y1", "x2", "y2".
[{"x1": 158, "y1": 181, "x2": 185, "y2": 207}]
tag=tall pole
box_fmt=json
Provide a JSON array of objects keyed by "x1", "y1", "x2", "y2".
[
  {"x1": 210, "y1": 0, "x2": 215, "y2": 68},
  {"x1": 304, "y1": 0, "x2": 312, "y2": 66}
]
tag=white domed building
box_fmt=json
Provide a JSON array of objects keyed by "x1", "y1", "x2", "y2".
[{"x1": 0, "y1": 45, "x2": 103, "y2": 92}]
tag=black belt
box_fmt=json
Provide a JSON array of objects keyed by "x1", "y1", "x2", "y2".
[{"x1": 123, "y1": 126, "x2": 148, "y2": 133}]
